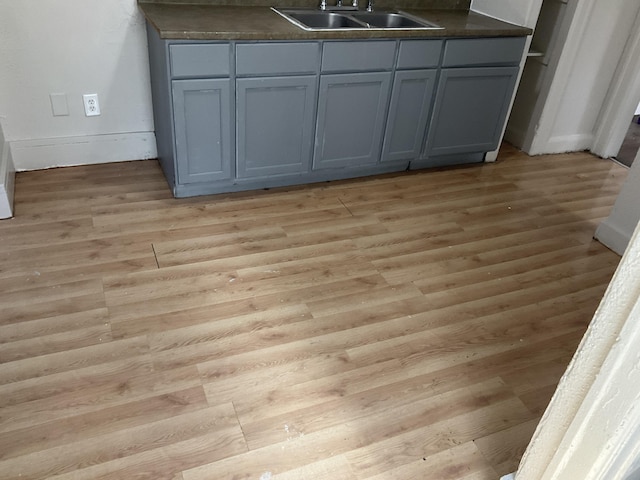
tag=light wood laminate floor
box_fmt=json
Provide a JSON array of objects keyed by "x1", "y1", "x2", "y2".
[{"x1": 0, "y1": 144, "x2": 627, "y2": 479}]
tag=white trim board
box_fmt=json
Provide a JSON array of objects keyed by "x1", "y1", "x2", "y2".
[
  {"x1": 10, "y1": 132, "x2": 157, "y2": 171},
  {"x1": 0, "y1": 123, "x2": 15, "y2": 219},
  {"x1": 542, "y1": 132, "x2": 594, "y2": 154},
  {"x1": 596, "y1": 220, "x2": 635, "y2": 256}
]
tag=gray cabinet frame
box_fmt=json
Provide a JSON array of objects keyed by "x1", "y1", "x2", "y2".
[
  {"x1": 382, "y1": 69, "x2": 438, "y2": 163},
  {"x1": 172, "y1": 78, "x2": 233, "y2": 184},
  {"x1": 314, "y1": 72, "x2": 392, "y2": 170},
  {"x1": 423, "y1": 66, "x2": 520, "y2": 158},
  {"x1": 236, "y1": 75, "x2": 318, "y2": 178}
]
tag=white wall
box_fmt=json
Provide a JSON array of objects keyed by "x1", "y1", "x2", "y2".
[
  {"x1": 470, "y1": 0, "x2": 542, "y2": 29},
  {"x1": 0, "y1": 0, "x2": 156, "y2": 170},
  {"x1": 0, "y1": 120, "x2": 15, "y2": 219}
]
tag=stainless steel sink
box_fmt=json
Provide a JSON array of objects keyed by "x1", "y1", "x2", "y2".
[
  {"x1": 351, "y1": 12, "x2": 441, "y2": 29},
  {"x1": 272, "y1": 8, "x2": 443, "y2": 31},
  {"x1": 281, "y1": 10, "x2": 366, "y2": 29}
]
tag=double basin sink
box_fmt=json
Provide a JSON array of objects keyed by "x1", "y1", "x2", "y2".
[{"x1": 273, "y1": 8, "x2": 443, "y2": 31}]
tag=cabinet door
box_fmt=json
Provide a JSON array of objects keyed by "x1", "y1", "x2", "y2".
[
  {"x1": 236, "y1": 76, "x2": 317, "y2": 179},
  {"x1": 424, "y1": 66, "x2": 519, "y2": 157},
  {"x1": 382, "y1": 69, "x2": 437, "y2": 163},
  {"x1": 314, "y1": 72, "x2": 392, "y2": 170},
  {"x1": 172, "y1": 78, "x2": 232, "y2": 184}
]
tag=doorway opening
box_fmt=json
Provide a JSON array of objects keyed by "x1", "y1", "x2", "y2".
[{"x1": 615, "y1": 110, "x2": 640, "y2": 167}]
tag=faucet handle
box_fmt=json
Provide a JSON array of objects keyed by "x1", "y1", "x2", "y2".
[
  {"x1": 366, "y1": 0, "x2": 373, "y2": 11},
  {"x1": 352, "y1": 0, "x2": 358, "y2": 7},
  {"x1": 319, "y1": 0, "x2": 327, "y2": 9}
]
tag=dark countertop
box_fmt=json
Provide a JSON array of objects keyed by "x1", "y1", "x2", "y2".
[{"x1": 139, "y1": 3, "x2": 532, "y2": 40}]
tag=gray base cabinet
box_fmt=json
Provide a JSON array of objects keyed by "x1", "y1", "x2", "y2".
[
  {"x1": 237, "y1": 76, "x2": 317, "y2": 178},
  {"x1": 314, "y1": 72, "x2": 392, "y2": 170},
  {"x1": 172, "y1": 78, "x2": 232, "y2": 184},
  {"x1": 423, "y1": 66, "x2": 519, "y2": 158},
  {"x1": 145, "y1": 27, "x2": 527, "y2": 198},
  {"x1": 382, "y1": 69, "x2": 437, "y2": 163}
]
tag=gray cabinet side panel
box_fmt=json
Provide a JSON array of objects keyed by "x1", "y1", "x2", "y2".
[
  {"x1": 425, "y1": 66, "x2": 519, "y2": 157},
  {"x1": 382, "y1": 69, "x2": 437, "y2": 163},
  {"x1": 314, "y1": 71, "x2": 392, "y2": 169},
  {"x1": 172, "y1": 78, "x2": 232, "y2": 184},
  {"x1": 146, "y1": 23, "x2": 176, "y2": 189},
  {"x1": 237, "y1": 76, "x2": 317, "y2": 178}
]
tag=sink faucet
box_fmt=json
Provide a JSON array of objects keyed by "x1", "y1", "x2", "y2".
[{"x1": 319, "y1": 0, "x2": 358, "y2": 10}]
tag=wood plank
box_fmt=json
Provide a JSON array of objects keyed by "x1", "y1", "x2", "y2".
[
  {"x1": 0, "y1": 362, "x2": 201, "y2": 434},
  {"x1": 184, "y1": 379, "x2": 524, "y2": 480},
  {"x1": 239, "y1": 378, "x2": 527, "y2": 451},
  {"x1": 0, "y1": 385, "x2": 208, "y2": 461},
  {"x1": 473, "y1": 418, "x2": 539, "y2": 476},
  {"x1": 0, "y1": 336, "x2": 149, "y2": 386},
  {"x1": 272, "y1": 455, "x2": 357, "y2": 480},
  {"x1": 0, "y1": 403, "x2": 245, "y2": 480},
  {"x1": 357, "y1": 440, "x2": 498, "y2": 480},
  {"x1": 106, "y1": 273, "x2": 389, "y2": 325}
]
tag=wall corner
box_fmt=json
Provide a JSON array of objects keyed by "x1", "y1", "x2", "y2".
[{"x1": 0, "y1": 123, "x2": 15, "y2": 219}]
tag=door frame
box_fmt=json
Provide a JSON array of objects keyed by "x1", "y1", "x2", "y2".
[{"x1": 591, "y1": 6, "x2": 640, "y2": 159}]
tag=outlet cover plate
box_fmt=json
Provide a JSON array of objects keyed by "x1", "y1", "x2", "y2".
[{"x1": 83, "y1": 94, "x2": 101, "y2": 117}]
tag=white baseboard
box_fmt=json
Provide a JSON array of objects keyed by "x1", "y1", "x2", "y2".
[
  {"x1": 10, "y1": 132, "x2": 157, "y2": 171},
  {"x1": 595, "y1": 219, "x2": 631, "y2": 255},
  {"x1": 499, "y1": 473, "x2": 516, "y2": 480},
  {"x1": 0, "y1": 126, "x2": 15, "y2": 219},
  {"x1": 530, "y1": 133, "x2": 594, "y2": 155}
]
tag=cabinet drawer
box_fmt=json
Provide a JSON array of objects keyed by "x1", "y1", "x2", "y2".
[
  {"x1": 322, "y1": 41, "x2": 396, "y2": 73},
  {"x1": 236, "y1": 42, "x2": 320, "y2": 76},
  {"x1": 396, "y1": 40, "x2": 442, "y2": 69},
  {"x1": 442, "y1": 37, "x2": 526, "y2": 67},
  {"x1": 170, "y1": 44, "x2": 230, "y2": 78}
]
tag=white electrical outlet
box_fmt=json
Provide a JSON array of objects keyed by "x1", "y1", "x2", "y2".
[{"x1": 83, "y1": 94, "x2": 101, "y2": 116}]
